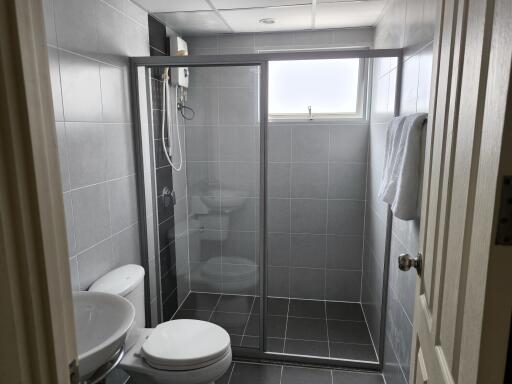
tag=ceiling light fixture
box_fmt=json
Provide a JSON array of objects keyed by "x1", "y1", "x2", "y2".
[{"x1": 259, "y1": 18, "x2": 275, "y2": 25}]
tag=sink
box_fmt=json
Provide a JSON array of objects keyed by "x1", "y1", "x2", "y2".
[
  {"x1": 73, "y1": 291, "x2": 135, "y2": 379},
  {"x1": 200, "y1": 189, "x2": 248, "y2": 211}
]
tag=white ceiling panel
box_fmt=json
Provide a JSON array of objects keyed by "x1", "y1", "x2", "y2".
[
  {"x1": 156, "y1": 11, "x2": 232, "y2": 35},
  {"x1": 211, "y1": 0, "x2": 312, "y2": 9},
  {"x1": 134, "y1": 0, "x2": 212, "y2": 13},
  {"x1": 220, "y1": 5, "x2": 311, "y2": 32},
  {"x1": 315, "y1": 1, "x2": 386, "y2": 29}
]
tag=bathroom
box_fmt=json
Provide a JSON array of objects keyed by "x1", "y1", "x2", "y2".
[{"x1": 7, "y1": 0, "x2": 505, "y2": 383}]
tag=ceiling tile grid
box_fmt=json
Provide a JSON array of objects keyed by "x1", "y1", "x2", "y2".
[{"x1": 134, "y1": 0, "x2": 387, "y2": 35}]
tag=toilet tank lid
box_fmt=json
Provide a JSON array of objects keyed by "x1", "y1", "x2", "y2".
[{"x1": 89, "y1": 264, "x2": 145, "y2": 296}]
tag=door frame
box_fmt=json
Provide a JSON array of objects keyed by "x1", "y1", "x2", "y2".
[
  {"x1": 0, "y1": 0, "x2": 77, "y2": 383},
  {"x1": 129, "y1": 48, "x2": 402, "y2": 371}
]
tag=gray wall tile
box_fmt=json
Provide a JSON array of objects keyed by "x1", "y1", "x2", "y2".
[
  {"x1": 219, "y1": 162, "x2": 259, "y2": 197},
  {"x1": 268, "y1": 125, "x2": 291, "y2": 162},
  {"x1": 108, "y1": 175, "x2": 138, "y2": 233},
  {"x1": 72, "y1": 183, "x2": 111, "y2": 252},
  {"x1": 222, "y1": 264, "x2": 258, "y2": 295},
  {"x1": 43, "y1": 0, "x2": 150, "y2": 297},
  {"x1": 69, "y1": 257, "x2": 79, "y2": 291},
  {"x1": 291, "y1": 198, "x2": 327, "y2": 234},
  {"x1": 96, "y1": 0, "x2": 127, "y2": 65},
  {"x1": 290, "y1": 267, "x2": 324, "y2": 300},
  {"x1": 77, "y1": 239, "x2": 114, "y2": 290},
  {"x1": 329, "y1": 125, "x2": 369, "y2": 163},
  {"x1": 226, "y1": 198, "x2": 258, "y2": 231},
  {"x1": 219, "y1": 125, "x2": 258, "y2": 161},
  {"x1": 43, "y1": 0, "x2": 57, "y2": 45},
  {"x1": 186, "y1": 87, "x2": 219, "y2": 125},
  {"x1": 327, "y1": 200, "x2": 365, "y2": 235},
  {"x1": 190, "y1": 261, "x2": 222, "y2": 292},
  {"x1": 290, "y1": 234, "x2": 325, "y2": 269},
  {"x1": 293, "y1": 30, "x2": 333, "y2": 45},
  {"x1": 63, "y1": 192, "x2": 76, "y2": 255},
  {"x1": 291, "y1": 163, "x2": 328, "y2": 199},
  {"x1": 333, "y1": 27, "x2": 374, "y2": 46},
  {"x1": 54, "y1": 0, "x2": 98, "y2": 54},
  {"x1": 185, "y1": 125, "x2": 219, "y2": 162},
  {"x1": 105, "y1": 123, "x2": 136, "y2": 179},
  {"x1": 222, "y1": 231, "x2": 257, "y2": 263},
  {"x1": 268, "y1": 233, "x2": 290, "y2": 267},
  {"x1": 55, "y1": 122, "x2": 70, "y2": 191},
  {"x1": 328, "y1": 163, "x2": 367, "y2": 200},
  {"x1": 326, "y1": 235, "x2": 363, "y2": 270},
  {"x1": 59, "y1": 51, "x2": 102, "y2": 122},
  {"x1": 65, "y1": 122, "x2": 107, "y2": 188},
  {"x1": 219, "y1": 88, "x2": 258, "y2": 125},
  {"x1": 268, "y1": 198, "x2": 291, "y2": 233},
  {"x1": 291, "y1": 125, "x2": 329, "y2": 162},
  {"x1": 325, "y1": 269, "x2": 362, "y2": 302},
  {"x1": 189, "y1": 67, "x2": 220, "y2": 88},
  {"x1": 268, "y1": 266, "x2": 290, "y2": 297},
  {"x1": 268, "y1": 163, "x2": 291, "y2": 198},
  {"x1": 112, "y1": 224, "x2": 141, "y2": 266},
  {"x1": 100, "y1": 64, "x2": 131, "y2": 122},
  {"x1": 47, "y1": 47, "x2": 64, "y2": 121}
]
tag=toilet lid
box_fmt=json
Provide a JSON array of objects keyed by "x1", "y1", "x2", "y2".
[{"x1": 141, "y1": 319, "x2": 231, "y2": 371}]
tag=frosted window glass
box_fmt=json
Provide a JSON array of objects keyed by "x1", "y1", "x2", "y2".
[{"x1": 268, "y1": 59, "x2": 361, "y2": 115}]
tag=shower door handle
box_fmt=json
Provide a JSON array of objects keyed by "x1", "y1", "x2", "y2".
[{"x1": 398, "y1": 253, "x2": 422, "y2": 276}]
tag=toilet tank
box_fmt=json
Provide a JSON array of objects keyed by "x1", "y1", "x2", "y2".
[{"x1": 89, "y1": 264, "x2": 145, "y2": 328}]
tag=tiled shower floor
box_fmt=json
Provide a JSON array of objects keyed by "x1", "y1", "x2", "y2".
[
  {"x1": 217, "y1": 362, "x2": 384, "y2": 384},
  {"x1": 173, "y1": 292, "x2": 377, "y2": 362}
]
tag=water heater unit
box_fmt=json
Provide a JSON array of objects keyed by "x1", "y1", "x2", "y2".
[{"x1": 170, "y1": 36, "x2": 189, "y2": 88}]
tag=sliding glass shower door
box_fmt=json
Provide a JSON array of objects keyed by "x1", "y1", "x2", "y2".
[{"x1": 133, "y1": 61, "x2": 264, "y2": 353}]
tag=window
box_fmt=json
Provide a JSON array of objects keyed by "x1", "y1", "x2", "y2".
[{"x1": 268, "y1": 58, "x2": 366, "y2": 120}]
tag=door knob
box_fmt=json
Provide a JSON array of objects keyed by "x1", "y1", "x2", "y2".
[{"x1": 398, "y1": 253, "x2": 422, "y2": 276}]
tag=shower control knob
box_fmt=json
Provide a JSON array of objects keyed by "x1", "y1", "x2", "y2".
[{"x1": 398, "y1": 253, "x2": 422, "y2": 276}]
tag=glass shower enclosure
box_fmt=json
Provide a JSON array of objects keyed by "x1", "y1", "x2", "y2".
[{"x1": 130, "y1": 49, "x2": 402, "y2": 371}]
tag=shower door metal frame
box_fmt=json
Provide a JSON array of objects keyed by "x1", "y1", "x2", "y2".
[{"x1": 129, "y1": 48, "x2": 402, "y2": 372}]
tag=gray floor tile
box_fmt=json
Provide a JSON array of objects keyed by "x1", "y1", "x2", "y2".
[
  {"x1": 281, "y1": 366, "x2": 332, "y2": 384},
  {"x1": 288, "y1": 299, "x2": 326, "y2": 318},
  {"x1": 327, "y1": 320, "x2": 372, "y2": 344},
  {"x1": 286, "y1": 317, "x2": 328, "y2": 341},
  {"x1": 284, "y1": 339, "x2": 329, "y2": 358},
  {"x1": 210, "y1": 312, "x2": 249, "y2": 335},
  {"x1": 229, "y1": 362, "x2": 282, "y2": 384},
  {"x1": 182, "y1": 292, "x2": 220, "y2": 310},
  {"x1": 172, "y1": 309, "x2": 211, "y2": 321},
  {"x1": 329, "y1": 342, "x2": 377, "y2": 362},
  {"x1": 332, "y1": 370, "x2": 384, "y2": 384},
  {"x1": 326, "y1": 302, "x2": 365, "y2": 322},
  {"x1": 216, "y1": 295, "x2": 255, "y2": 313}
]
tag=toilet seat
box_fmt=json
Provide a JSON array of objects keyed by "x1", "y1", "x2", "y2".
[{"x1": 141, "y1": 319, "x2": 231, "y2": 371}]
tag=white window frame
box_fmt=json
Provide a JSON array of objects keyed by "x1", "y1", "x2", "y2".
[{"x1": 264, "y1": 51, "x2": 370, "y2": 122}]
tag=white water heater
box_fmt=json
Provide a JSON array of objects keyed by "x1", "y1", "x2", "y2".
[{"x1": 170, "y1": 36, "x2": 189, "y2": 88}]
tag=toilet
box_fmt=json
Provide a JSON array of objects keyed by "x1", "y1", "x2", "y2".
[{"x1": 89, "y1": 264, "x2": 232, "y2": 384}]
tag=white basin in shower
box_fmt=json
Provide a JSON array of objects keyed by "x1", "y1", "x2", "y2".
[{"x1": 200, "y1": 189, "x2": 248, "y2": 211}]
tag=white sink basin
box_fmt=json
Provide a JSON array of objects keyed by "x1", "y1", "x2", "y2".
[
  {"x1": 201, "y1": 189, "x2": 247, "y2": 211},
  {"x1": 73, "y1": 291, "x2": 135, "y2": 379}
]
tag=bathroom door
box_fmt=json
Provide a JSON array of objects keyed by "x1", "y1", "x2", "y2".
[{"x1": 409, "y1": 0, "x2": 512, "y2": 383}]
